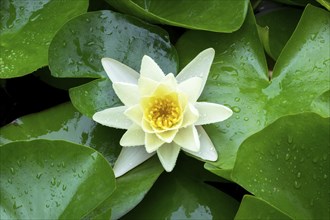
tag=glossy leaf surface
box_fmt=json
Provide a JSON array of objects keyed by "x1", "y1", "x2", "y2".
[
  {"x1": 0, "y1": 102, "x2": 122, "y2": 165},
  {"x1": 0, "y1": 140, "x2": 115, "y2": 219},
  {"x1": 48, "y1": 10, "x2": 178, "y2": 117},
  {"x1": 0, "y1": 0, "x2": 88, "y2": 78},
  {"x1": 0, "y1": 103, "x2": 164, "y2": 219},
  {"x1": 234, "y1": 195, "x2": 291, "y2": 220},
  {"x1": 256, "y1": 8, "x2": 302, "y2": 60},
  {"x1": 105, "y1": 0, "x2": 249, "y2": 32},
  {"x1": 85, "y1": 157, "x2": 163, "y2": 220},
  {"x1": 122, "y1": 155, "x2": 239, "y2": 219},
  {"x1": 176, "y1": 5, "x2": 330, "y2": 179},
  {"x1": 232, "y1": 113, "x2": 330, "y2": 219}
]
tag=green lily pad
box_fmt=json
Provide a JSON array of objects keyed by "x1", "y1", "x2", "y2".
[
  {"x1": 176, "y1": 4, "x2": 329, "y2": 179},
  {"x1": 84, "y1": 156, "x2": 163, "y2": 220},
  {"x1": 256, "y1": 8, "x2": 303, "y2": 60},
  {"x1": 48, "y1": 10, "x2": 178, "y2": 117},
  {"x1": 317, "y1": 0, "x2": 330, "y2": 10},
  {"x1": 234, "y1": 195, "x2": 291, "y2": 220},
  {"x1": 122, "y1": 155, "x2": 239, "y2": 219},
  {"x1": 0, "y1": 103, "x2": 164, "y2": 219},
  {"x1": 0, "y1": 140, "x2": 115, "y2": 219},
  {"x1": 232, "y1": 113, "x2": 330, "y2": 219},
  {"x1": 105, "y1": 0, "x2": 249, "y2": 33},
  {"x1": 272, "y1": 0, "x2": 314, "y2": 6},
  {"x1": 0, "y1": 0, "x2": 88, "y2": 78},
  {"x1": 0, "y1": 102, "x2": 122, "y2": 165}
]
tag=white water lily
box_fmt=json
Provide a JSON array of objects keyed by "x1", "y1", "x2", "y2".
[{"x1": 93, "y1": 48, "x2": 233, "y2": 177}]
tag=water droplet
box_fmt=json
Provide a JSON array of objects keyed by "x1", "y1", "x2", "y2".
[
  {"x1": 24, "y1": 190, "x2": 28, "y2": 195},
  {"x1": 232, "y1": 106, "x2": 241, "y2": 113},
  {"x1": 297, "y1": 172, "x2": 301, "y2": 178},
  {"x1": 8, "y1": 178, "x2": 12, "y2": 184},
  {"x1": 51, "y1": 177, "x2": 56, "y2": 186},
  {"x1": 62, "y1": 184, "x2": 67, "y2": 191},
  {"x1": 36, "y1": 173, "x2": 42, "y2": 179},
  {"x1": 322, "y1": 154, "x2": 328, "y2": 161},
  {"x1": 211, "y1": 72, "x2": 220, "y2": 80},
  {"x1": 285, "y1": 153, "x2": 291, "y2": 161},
  {"x1": 56, "y1": 201, "x2": 60, "y2": 207},
  {"x1": 235, "y1": 115, "x2": 240, "y2": 119},
  {"x1": 243, "y1": 117, "x2": 249, "y2": 121},
  {"x1": 13, "y1": 202, "x2": 22, "y2": 209},
  {"x1": 62, "y1": 41, "x2": 67, "y2": 47},
  {"x1": 324, "y1": 174, "x2": 328, "y2": 179},
  {"x1": 312, "y1": 157, "x2": 318, "y2": 163},
  {"x1": 10, "y1": 167, "x2": 15, "y2": 175},
  {"x1": 287, "y1": 136, "x2": 293, "y2": 144},
  {"x1": 87, "y1": 41, "x2": 95, "y2": 46},
  {"x1": 225, "y1": 123, "x2": 230, "y2": 128},
  {"x1": 17, "y1": 160, "x2": 22, "y2": 167},
  {"x1": 46, "y1": 204, "x2": 50, "y2": 208},
  {"x1": 234, "y1": 97, "x2": 240, "y2": 102},
  {"x1": 294, "y1": 180, "x2": 301, "y2": 189}
]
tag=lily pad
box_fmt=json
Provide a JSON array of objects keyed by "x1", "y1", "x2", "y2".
[
  {"x1": 84, "y1": 156, "x2": 163, "y2": 220},
  {"x1": 0, "y1": 140, "x2": 115, "y2": 219},
  {"x1": 256, "y1": 7, "x2": 303, "y2": 60},
  {"x1": 0, "y1": 103, "x2": 164, "y2": 219},
  {"x1": 0, "y1": 102, "x2": 122, "y2": 165},
  {"x1": 234, "y1": 195, "x2": 291, "y2": 220},
  {"x1": 122, "y1": 155, "x2": 239, "y2": 219},
  {"x1": 48, "y1": 10, "x2": 178, "y2": 117},
  {"x1": 0, "y1": 0, "x2": 88, "y2": 78},
  {"x1": 175, "y1": 4, "x2": 329, "y2": 179},
  {"x1": 105, "y1": 0, "x2": 249, "y2": 32},
  {"x1": 232, "y1": 113, "x2": 330, "y2": 219}
]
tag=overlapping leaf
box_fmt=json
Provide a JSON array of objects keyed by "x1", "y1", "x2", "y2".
[
  {"x1": 48, "y1": 10, "x2": 178, "y2": 117},
  {"x1": 175, "y1": 5, "x2": 329, "y2": 179},
  {"x1": 0, "y1": 103, "x2": 164, "y2": 218},
  {"x1": 0, "y1": 0, "x2": 88, "y2": 78},
  {"x1": 122, "y1": 155, "x2": 239, "y2": 219},
  {"x1": 105, "y1": 0, "x2": 249, "y2": 32},
  {"x1": 0, "y1": 140, "x2": 115, "y2": 219},
  {"x1": 232, "y1": 113, "x2": 330, "y2": 219}
]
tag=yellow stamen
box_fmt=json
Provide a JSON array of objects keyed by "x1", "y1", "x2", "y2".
[{"x1": 145, "y1": 93, "x2": 181, "y2": 130}]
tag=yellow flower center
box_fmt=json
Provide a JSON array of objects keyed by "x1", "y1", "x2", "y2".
[{"x1": 145, "y1": 93, "x2": 181, "y2": 130}]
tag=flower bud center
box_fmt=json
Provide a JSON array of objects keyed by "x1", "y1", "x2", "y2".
[{"x1": 146, "y1": 94, "x2": 181, "y2": 130}]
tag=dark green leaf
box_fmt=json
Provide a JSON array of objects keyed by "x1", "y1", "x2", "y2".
[
  {"x1": 48, "y1": 10, "x2": 178, "y2": 117},
  {"x1": 256, "y1": 8, "x2": 303, "y2": 60},
  {"x1": 105, "y1": 0, "x2": 249, "y2": 32},
  {"x1": 232, "y1": 113, "x2": 330, "y2": 219},
  {"x1": 122, "y1": 155, "x2": 239, "y2": 219},
  {"x1": 176, "y1": 4, "x2": 329, "y2": 179},
  {"x1": 0, "y1": 140, "x2": 115, "y2": 219},
  {"x1": 0, "y1": 0, "x2": 88, "y2": 78},
  {"x1": 234, "y1": 195, "x2": 291, "y2": 220},
  {"x1": 0, "y1": 102, "x2": 122, "y2": 165}
]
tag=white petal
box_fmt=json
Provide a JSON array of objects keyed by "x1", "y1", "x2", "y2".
[
  {"x1": 182, "y1": 103, "x2": 199, "y2": 127},
  {"x1": 93, "y1": 106, "x2": 132, "y2": 129},
  {"x1": 140, "y1": 55, "x2": 165, "y2": 81},
  {"x1": 124, "y1": 105, "x2": 143, "y2": 126},
  {"x1": 101, "y1": 58, "x2": 139, "y2": 84},
  {"x1": 174, "y1": 126, "x2": 200, "y2": 152},
  {"x1": 138, "y1": 76, "x2": 159, "y2": 97},
  {"x1": 113, "y1": 82, "x2": 139, "y2": 106},
  {"x1": 145, "y1": 133, "x2": 165, "y2": 153},
  {"x1": 157, "y1": 143, "x2": 181, "y2": 172},
  {"x1": 183, "y1": 126, "x2": 217, "y2": 161},
  {"x1": 113, "y1": 146, "x2": 155, "y2": 178},
  {"x1": 141, "y1": 119, "x2": 154, "y2": 133},
  {"x1": 162, "y1": 73, "x2": 178, "y2": 90},
  {"x1": 176, "y1": 48, "x2": 215, "y2": 98},
  {"x1": 194, "y1": 102, "x2": 233, "y2": 125},
  {"x1": 178, "y1": 77, "x2": 203, "y2": 102},
  {"x1": 120, "y1": 124, "x2": 145, "y2": 147},
  {"x1": 155, "y1": 129, "x2": 178, "y2": 143}
]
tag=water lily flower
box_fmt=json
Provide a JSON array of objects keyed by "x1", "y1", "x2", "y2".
[{"x1": 93, "y1": 48, "x2": 233, "y2": 177}]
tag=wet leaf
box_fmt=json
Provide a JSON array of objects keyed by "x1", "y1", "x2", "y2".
[
  {"x1": 122, "y1": 155, "x2": 239, "y2": 219},
  {"x1": 105, "y1": 0, "x2": 249, "y2": 32},
  {"x1": 0, "y1": 140, "x2": 115, "y2": 219},
  {"x1": 0, "y1": 0, "x2": 88, "y2": 78},
  {"x1": 232, "y1": 113, "x2": 330, "y2": 219},
  {"x1": 176, "y1": 4, "x2": 329, "y2": 179},
  {"x1": 48, "y1": 10, "x2": 178, "y2": 117},
  {"x1": 234, "y1": 195, "x2": 291, "y2": 220}
]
